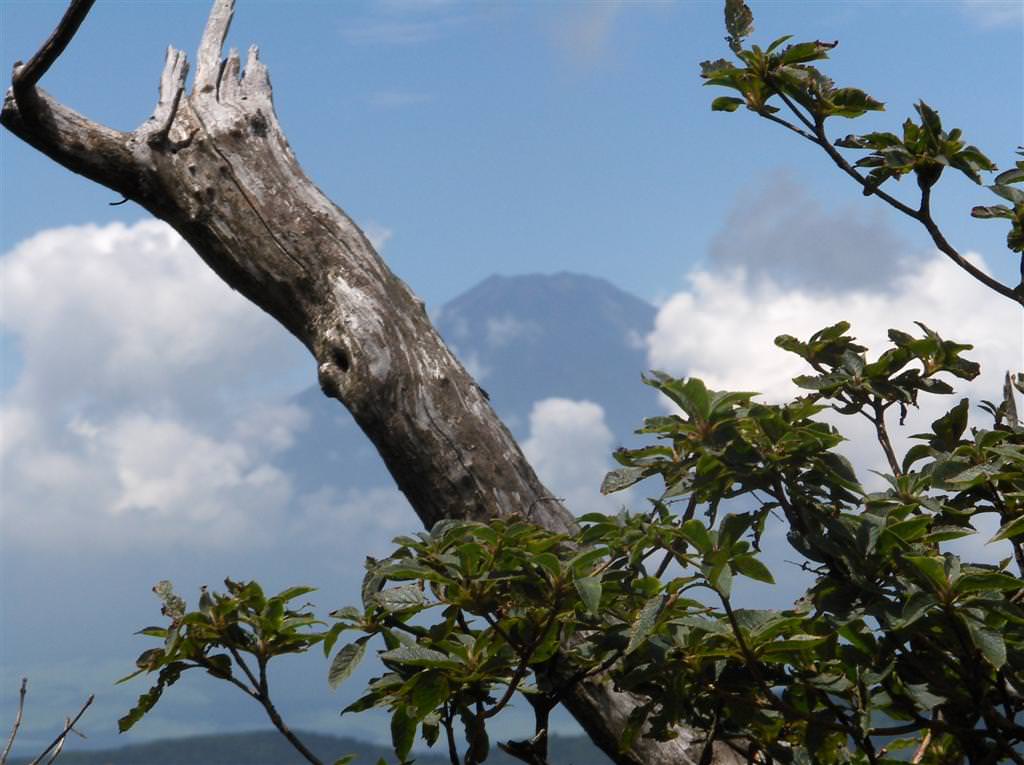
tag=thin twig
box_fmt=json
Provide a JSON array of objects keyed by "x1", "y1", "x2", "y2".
[
  {"x1": 0, "y1": 678, "x2": 27, "y2": 765},
  {"x1": 12, "y1": 0, "x2": 97, "y2": 115},
  {"x1": 871, "y1": 400, "x2": 902, "y2": 478},
  {"x1": 27, "y1": 695, "x2": 93, "y2": 765},
  {"x1": 757, "y1": 109, "x2": 817, "y2": 143},
  {"x1": 251, "y1": 661, "x2": 323, "y2": 765},
  {"x1": 910, "y1": 725, "x2": 933, "y2": 763}
]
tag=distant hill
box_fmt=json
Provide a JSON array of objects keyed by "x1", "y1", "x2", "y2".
[
  {"x1": 10, "y1": 730, "x2": 612, "y2": 765},
  {"x1": 435, "y1": 272, "x2": 657, "y2": 440}
]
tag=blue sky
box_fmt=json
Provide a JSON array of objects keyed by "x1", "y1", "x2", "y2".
[
  {"x1": 3, "y1": 0, "x2": 1022, "y2": 304},
  {"x1": 1, "y1": 0, "x2": 1023, "y2": 756}
]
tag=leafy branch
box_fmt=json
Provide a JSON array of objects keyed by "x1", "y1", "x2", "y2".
[
  {"x1": 118, "y1": 580, "x2": 346, "y2": 765},
  {"x1": 701, "y1": 0, "x2": 1023, "y2": 306}
]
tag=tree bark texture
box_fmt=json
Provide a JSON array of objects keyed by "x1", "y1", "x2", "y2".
[{"x1": 1, "y1": 3, "x2": 741, "y2": 764}]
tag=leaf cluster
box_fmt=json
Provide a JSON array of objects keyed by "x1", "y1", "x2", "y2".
[
  {"x1": 701, "y1": 0, "x2": 882, "y2": 121},
  {"x1": 118, "y1": 580, "x2": 322, "y2": 734},
  {"x1": 312, "y1": 323, "x2": 1022, "y2": 764},
  {"x1": 835, "y1": 102, "x2": 995, "y2": 195},
  {"x1": 972, "y1": 149, "x2": 1024, "y2": 254},
  {"x1": 122, "y1": 322, "x2": 1024, "y2": 765}
]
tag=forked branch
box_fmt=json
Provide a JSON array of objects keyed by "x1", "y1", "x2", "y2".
[{"x1": 1, "y1": 679, "x2": 93, "y2": 765}]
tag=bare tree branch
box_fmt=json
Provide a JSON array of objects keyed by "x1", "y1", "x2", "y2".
[
  {"x1": 11, "y1": 0, "x2": 96, "y2": 115},
  {"x1": 0, "y1": 3, "x2": 745, "y2": 762},
  {"x1": 0, "y1": 679, "x2": 27, "y2": 765}
]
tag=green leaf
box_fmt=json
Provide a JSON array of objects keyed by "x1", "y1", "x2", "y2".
[
  {"x1": 955, "y1": 572, "x2": 1023, "y2": 595},
  {"x1": 732, "y1": 554, "x2": 775, "y2": 584},
  {"x1": 330, "y1": 606, "x2": 362, "y2": 622},
  {"x1": 971, "y1": 204, "x2": 1014, "y2": 220},
  {"x1": 895, "y1": 591, "x2": 938, "y2": 630},
  {"x1": 361, "y1": 559, "x2": 385, "y2": 610},
  {"x1": 681, "y1": 519, "x2": 713, "y2": 555},
  {"x1": 391, "y1": 704, "x2": 418, "y2": 762},
  {"x1": 904, "y1": 555, "x2": 949, "y2": 593},
  {"x1": 709, "y1": 560, "x2": 733, "y2": 597},
  {"x1": 990, "y1": 516, "x2": 1024, "y2": 543},
  {"x1": 992, "y1": 181, "x2": 1024, "y2": 204},
  {"x1": 574, "y1": 575, "x2": 603, "y2": 614},
  {"x1": 758, "y1": 634, "x2": 829, "y2": 659},
  {"x1": 928, "y1": 398, "x2": 969, "y2": 451},
  {"x1": 626, "y1": 595, "x2": 665, "y2": 654},
  {"x1": 118, "y1": 663, "x2": 186, "y2": 733},
  {"x1": 333, "y1": 756, "x2": 356, "y2": 765},
  {"x1": 328, "y1": 637, "x2": 369, "y2": 690},
  {"x1": 903, "y1": 683, "x2": 946, "y2": 709},
  {"x1": 381, "y1": 644, "x2": 462, "y2": 669},
  {"x1": 374, "y1": 585, "x2": 427, "y2": 613},
  {"x1": 766, "y1": 34, "x2": 793, "y2": 53},
  {"x1": 711, "y1": 96, "x2": 744, "y2": 112},
  {"x1": 601, "y1": 466, "x2": 648, "y2": 494},
  {"x1": 275, "y1": 585, "x2": 317, "y2": 603},
  {"x1": 963, "y1": 616, "x2": 1007, "y2": 669},
  {"x1": 408, "y1": 671, "x2": 449, "y2": 719},
  {"x1": 777, "y1": 40, "x2": 836, "y2": 66}
]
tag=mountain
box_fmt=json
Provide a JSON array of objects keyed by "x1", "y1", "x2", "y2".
[
  {"x1": 434, "y1": 272, "x2": 657, "y2": 440},
  {"x1": 10, "y1": 730, "x2": 612, "y2": 765},
  {"x1": 276, "y1": 272, "x2": 659, "y2": 493}
]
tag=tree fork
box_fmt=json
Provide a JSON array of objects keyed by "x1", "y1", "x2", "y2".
[{"x1": 1, "y1": 2, "x2": 742, "y2": 763}]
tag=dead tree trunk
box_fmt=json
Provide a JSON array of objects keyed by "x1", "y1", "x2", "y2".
[{"x1": 2, "y1": 2, "x2": 741, "y2": 763}]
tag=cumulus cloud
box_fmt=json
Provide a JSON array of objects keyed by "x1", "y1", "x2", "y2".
[
  {"x1": 707, "y1": 174, "x2": 916, "y2": 293},
  {"x1": 0, "y1": 221, "x2": 311, "y2": 549},
  {"x1": 647, "y1": 251, "x2": 1022, "y2": 566},
  {"x1": 648, "y1": 252, "x2": 1019, "y2": 404},
  {"x1": 522, "y1": 398, "x2": 629, "y2": 514}
]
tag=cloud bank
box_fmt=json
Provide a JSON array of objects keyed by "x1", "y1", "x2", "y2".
[
  {"x1": 523, "y1": 397, "x2": 629, "y2": 515},
  {"x1": 0, "y1": 222, "x2": 313, "y2": 549}
]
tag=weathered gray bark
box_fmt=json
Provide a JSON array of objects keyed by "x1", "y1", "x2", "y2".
[{"x1": 2, "y1": 3, "x2": 741, "y2": 763}]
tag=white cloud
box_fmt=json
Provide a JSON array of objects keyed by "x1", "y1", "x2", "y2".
[
  {"x1": 646, "y1": 252, "x2": 1022, "y2": 563},
  {"x1": 961, "y1": 0, "x2": 1023, "y2": 26},
  {"x1": 0, "y1": 222, "x2": 310, "y2": 549},
  {"x1": 648, "y1": 252, "x2": 1020, "y2": 404},
  {"x1": 0, "y1": 221, "x2": 305, "y2": 418},
  {"x1": 522, "y1": 398, "x2": 629, "y2": 515}
]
